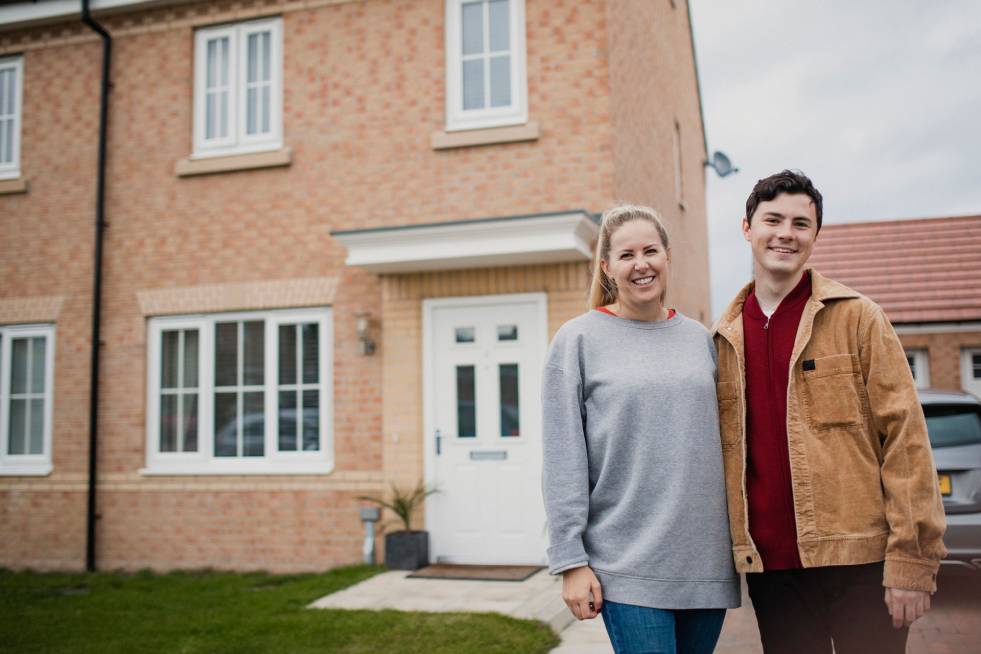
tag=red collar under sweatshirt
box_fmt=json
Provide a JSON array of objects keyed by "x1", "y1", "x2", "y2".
[{"x1": 742, "y1": 271, "x2": 812, "y2": 570}]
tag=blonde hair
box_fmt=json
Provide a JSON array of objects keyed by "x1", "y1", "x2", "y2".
[{"x1": 588, "y1": 205, "x2": 671, "y2": 309}]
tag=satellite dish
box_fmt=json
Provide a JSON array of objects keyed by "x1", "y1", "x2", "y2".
[{"x1": 706, "y1": 151, "x2": 739, "y2": 177}]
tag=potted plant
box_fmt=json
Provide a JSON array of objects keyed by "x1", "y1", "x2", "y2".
[{"x1": 359, "y1": 481, "x2": 438, "y2": 570}]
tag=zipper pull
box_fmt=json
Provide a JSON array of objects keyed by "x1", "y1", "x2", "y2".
[{"x1": 763, "y1": 318, "x2": 769, "y2": 330}]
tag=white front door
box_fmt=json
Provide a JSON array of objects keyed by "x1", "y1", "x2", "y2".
[{"x1": 424, "y1": 293, "x2": 548, "y2": 565}]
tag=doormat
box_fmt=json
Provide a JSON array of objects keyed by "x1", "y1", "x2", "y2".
[{"x1": 407, "y1": 564, "x2": 544, "y2": 582}]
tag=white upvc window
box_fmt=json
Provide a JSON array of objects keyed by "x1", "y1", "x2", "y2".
[
  {"x1": 905, "y1": 349, "x2": 930, "y2": 389},
  {"x1": 445, "y1": 0, "x2": 527, "y2": 131},
  {"x1": 0, "y1": 55, "x2": 23, "y2": 180},
  {"x1": 961, "y1": 348, "x2": 981, "y2": 398},
  {"x1": 193, "y1": 17, "x2": 282, "y2": 158},
  {"x1": 0, "y1": 325, "x2": 55, "y2": 476},
  {"x1": 143, "y1": 308, "x2": 333, "y2": 475}
]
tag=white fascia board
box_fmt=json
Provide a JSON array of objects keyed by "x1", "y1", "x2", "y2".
[
  {"x1": 0, "y1": 0, "x2": 181, "y2": 30},
  {"x1": 334, "y1": 211, "x2": 598, "y2": 274}
]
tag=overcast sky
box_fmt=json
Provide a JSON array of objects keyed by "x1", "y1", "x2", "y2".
[{"x1": 688, "y1": 1, "x2": 981, "y2": 318}]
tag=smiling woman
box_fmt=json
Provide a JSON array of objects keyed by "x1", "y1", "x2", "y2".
[{"x1": 542, "y1": 205, "x2": 739, "y2": 654}]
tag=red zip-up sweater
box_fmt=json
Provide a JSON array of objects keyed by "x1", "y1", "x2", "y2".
[{"x1": 742, "y1": 272, "x2": 811, "y2": 570}]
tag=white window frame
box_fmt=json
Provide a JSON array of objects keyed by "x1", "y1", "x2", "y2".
[
  {"x1": 0, "y1": 55, "x2": 24, "y2": 180},
  {"x1": 192, "y1": 17, "x2": 283, "y2": 158},
  {"x1": 905, "y1": 349, "x2": 930, "y2": 389},
  {"x1": 0, "y1": 324, "x2": 55, "y2": 476},
  {"x1": 142, "y1": 308, "x2": 333, "y2": 475},
  {"x1": 961, "y1": 348, "x2": 981, "y2": 396},
  {"x1": 444, "y1": 0, "x2": 527, "y2": 132}
]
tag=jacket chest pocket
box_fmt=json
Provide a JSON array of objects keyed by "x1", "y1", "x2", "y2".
[{"x1": 801, "y1": 353, "x2": 866, "y2": 431}]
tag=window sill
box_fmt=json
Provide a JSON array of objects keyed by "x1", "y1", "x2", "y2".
[
  {"x1": 0, "y1": 177, "x2": 28, "y2": 195},
  {"x1": 0, "y1": 463, "x2": 52, "y2": 476},
  {"x1": 139, "y1": 459, "x2": 334, "y2": 476},
  {"x1": 431, "y1": 121, "x2": 540, "y2": 150},
  {"x1": 175, "y1": 147, "x2": 292, "y2": 177}
]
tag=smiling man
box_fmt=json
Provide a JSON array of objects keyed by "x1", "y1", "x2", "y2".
[{"x1": 713, "y1": 170, "x2": 947, "y2": 654}]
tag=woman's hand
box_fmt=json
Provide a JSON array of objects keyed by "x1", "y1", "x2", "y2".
[{"x1": 562, "y1": 565, "x2": 603, "y2": 620}]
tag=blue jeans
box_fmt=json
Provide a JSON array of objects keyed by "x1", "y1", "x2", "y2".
[{"x1": 601, "y1": 600, "x2": 726, "y2": 654}]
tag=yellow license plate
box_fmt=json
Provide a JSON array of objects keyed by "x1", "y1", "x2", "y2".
[{"x1": 938, "y1": 474, "x2": 952, "y2": 496}]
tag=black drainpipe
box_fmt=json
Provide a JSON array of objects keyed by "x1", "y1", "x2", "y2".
[{"x1": 81, "y1": 0, "x2": 111, "y2": 573}]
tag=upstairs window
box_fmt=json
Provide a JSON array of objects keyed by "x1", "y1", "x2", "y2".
[
  {"x1": 445, "y1": 0, "x2": 527, "y2": 131},
  {"x1": 0, "y1": 55, "x2": 23, "y2": 179},
  {"x1": 193, "y1": 18, "x2": 282, "y2": 157},
  {"x1": 0, "y1": 325, "x2": 55, "y2": 476}
]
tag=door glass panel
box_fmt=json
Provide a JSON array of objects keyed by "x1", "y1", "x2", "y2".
[
  {"x1": 499, "y1": 363, "x2": 520, "y2": 437},
  {"x1": 455, "y1": 327, "x2": 475, "y2": 343},
  {"x1": 496, "y1": 324, "x2": 518, "y2": 341},
  {"x1": 456, "y1": 365, "x2": 476, "y2": 438}
]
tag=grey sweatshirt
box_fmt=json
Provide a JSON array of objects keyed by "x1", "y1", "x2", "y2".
[{"x1": 541, "y1": 310, "x2": 739, "y2": 609}]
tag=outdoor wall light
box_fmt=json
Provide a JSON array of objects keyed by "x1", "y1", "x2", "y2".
[{"x1": 355, "y1": 311, "x2": 376, "y2": 355}]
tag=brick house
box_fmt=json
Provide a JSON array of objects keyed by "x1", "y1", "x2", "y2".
[
  {"x1": 0, "y1": 0, "x2": 710, "y2": 571},
  {"x1": 809, "y1": 215, "x2": 981, "y2": 397}
]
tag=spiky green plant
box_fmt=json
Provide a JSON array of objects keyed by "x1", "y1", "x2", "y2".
[{"x1": 358, "y1": 481, "x2": 438, "y2": 532}]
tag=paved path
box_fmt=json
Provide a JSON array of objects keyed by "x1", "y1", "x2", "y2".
[{"x1": 309, "y1": 569, "x2": 981, "y2": 653}]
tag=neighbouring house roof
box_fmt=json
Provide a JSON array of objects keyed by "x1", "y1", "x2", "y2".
[{"x1": 808, "y1": 214, "x2": 981, "y2": 324}]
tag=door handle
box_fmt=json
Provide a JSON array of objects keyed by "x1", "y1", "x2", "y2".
[{"x1": 435, "y1": 429, "x2": 442, "y2": 456}]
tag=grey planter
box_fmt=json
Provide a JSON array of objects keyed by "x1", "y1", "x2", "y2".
[{"x1": 384, "y1": 531, "x2": 429, "y2": 570}]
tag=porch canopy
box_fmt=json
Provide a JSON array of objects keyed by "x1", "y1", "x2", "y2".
[{"x1": 331, "y1": 210, "x2": 598, "y2": 273}]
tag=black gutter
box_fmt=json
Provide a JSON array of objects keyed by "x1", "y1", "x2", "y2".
[{"x1": 81, "y1": 0, "x2": 111, "y2": 573}]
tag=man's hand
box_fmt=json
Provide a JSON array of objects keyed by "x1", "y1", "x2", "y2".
[
  {"x1": 884, "y1": 587, "x2": 931, "y2": 628},
  {"x1": 562, "y1": 566, "x2": 603, "y2": 620}
]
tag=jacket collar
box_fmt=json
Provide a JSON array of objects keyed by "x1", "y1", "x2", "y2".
[{"x1": 712, "y1": 269, "x2": 860, "y2": 337}]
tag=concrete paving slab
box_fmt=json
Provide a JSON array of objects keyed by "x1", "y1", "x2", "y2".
[{"x1": 309, "y1": 568, "x2": 570, "y2": 628}]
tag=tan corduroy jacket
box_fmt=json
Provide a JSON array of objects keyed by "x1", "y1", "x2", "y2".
[{"x1": 713, "y1": 269, "x2": 947, "y2": 592}]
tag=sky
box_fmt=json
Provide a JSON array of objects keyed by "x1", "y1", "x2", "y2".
[{"x1": 688, "y1": 1, "x2": 981, "y2": 319}]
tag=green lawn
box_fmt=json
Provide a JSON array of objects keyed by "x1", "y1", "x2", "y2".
[{"x1": 0, "y1": 565, "x2": 559, "y2": 654}]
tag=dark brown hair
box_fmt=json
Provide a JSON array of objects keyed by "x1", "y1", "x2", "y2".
[{"x1": 745, "y1": 169, "x2": 823, "y2": 232}]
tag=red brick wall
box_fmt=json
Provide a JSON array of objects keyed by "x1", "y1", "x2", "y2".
[{"x1": 0, "y1": 0, "x2": 709, "y2": 571}]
